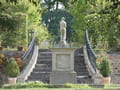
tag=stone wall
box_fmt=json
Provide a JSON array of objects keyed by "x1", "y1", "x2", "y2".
[
  {"x1": 107, "y1": 51, "x2": 120, "y2": 84},
  {"x1": 0, "y1": 51, "x2": 24, "y2": 59},
  {"x1": 0, "y1": 72, "x2": 8, "y2": 85}
]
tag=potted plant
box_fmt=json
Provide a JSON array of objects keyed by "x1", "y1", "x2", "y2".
[
  {"x1": 99, "y1": 57, "x2": 111, "y2": 84},
  {"x1": 6, "y1": 58, "x2": 20, "y2": 84}
]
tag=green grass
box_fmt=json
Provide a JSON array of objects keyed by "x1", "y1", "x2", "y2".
[
  {"x1": 1, "y1": 82, "x2": 120, "y2": 90},
  {"x1": 0, "y1": 88, "x2": 103, "y2": 90}
]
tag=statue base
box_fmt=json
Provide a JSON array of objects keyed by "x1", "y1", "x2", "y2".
[
  {"x1": 57, "y1": 41, "x2": 69, "y2": 48},
  {"x1": 50, "y1": 48, "x2": 77, "y2": 85},
  {"x1": 50, "y1": 71, "x2": 77, "y2": 85}
]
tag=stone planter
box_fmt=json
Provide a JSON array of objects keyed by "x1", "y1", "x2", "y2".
[
  {"x1": 102, "y1": 77, "x2": 111, "y2": 84},
  {"x1": 8, "y1": 77, "x2": 17, "y2": 84}
]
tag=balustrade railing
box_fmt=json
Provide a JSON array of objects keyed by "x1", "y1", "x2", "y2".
[
  {"x1": 85, "y1": 29, "x2": 97, "y2": 72},
  {"x1": 21, "y1": 30, "x2": 36, "y2": 69}
]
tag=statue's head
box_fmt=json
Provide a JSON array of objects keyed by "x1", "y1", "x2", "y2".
[{"x1": 61, "y1": 17, "x2": 65, "y2": 20}]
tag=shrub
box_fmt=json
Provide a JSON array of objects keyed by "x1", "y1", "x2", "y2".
[
  {"x1": 0, "y1": 54, "x2": 8, "y2": 75},
  {"x1": 16, "y1": 58, "x2": 23, "y2": 71},
  {"x1": 99, "y1": 58, "x2": 111, "y2": 77},
  {"x1": 6, "y1": 58, "x2": 20, "y2": 77}
]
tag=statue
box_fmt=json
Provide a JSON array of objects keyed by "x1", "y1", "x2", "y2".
[{"x1": 59, "y1": 17, "x2": 68, "y2": 47}]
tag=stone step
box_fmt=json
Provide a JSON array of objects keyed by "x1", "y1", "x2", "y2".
[
  {"x1": 37, "y1": 60, "x2": 51, "y2": 64},
  {"x1": 33, "y1": 68, "x2": 52, "y2": 72},
  {"x1": 39, "y1": 54, "x2": 52, "y2": 57},
  {"x1": 37, "y1": 56, "x2": 52, "y2": 60},
  {"x1": 27, "y1": 78, "x2": 49, "y2": 83},
  {"x1": 30, "y1": 72, "x2": 50, "y2": 76},
  {"x1": 32, "y1": 71, "x2": 51, "y2": 73},
  {"x1": 74, "y1": 62, "x2": 86, "y2": 65},
  {"x1": 75, "y1": 61, "x2": 85, "y2": 64},
  {"x1": 74, "y1": 57, "x2": 84, "y2": 59},
  {"x1": 39, "y1": 49, "x2": 51, "y2": 52},
  {"x1": 75, "y1": 68, "x2": 88, "y2": 72},
  {"x1": 74, "y1": 48, "x2": 83, "y2": 55},
  {"x1": 74, "y1": 54, "x2": 84, "y2": 57},
  {"x1": 74, "y1": 56, "x2": 84, "y2": 60},
  {"x1": 74, "y1": 68, "x2": 88, "y2": 72},
  {"x1": 35, "y1": 64, "x2": 51, "y2": 68},
  {"x1": 76, "y1": 76, "x2": 93, "y2": 84},
  {"x1": 77, "y1": 79, "x2": 93, "y2": 84},
  {"x1": 75, "y1": 65, "x2": 87, "y2": 69},
  {"x1": 76, "y1": 72, "x2": 89, "y2": 76}
]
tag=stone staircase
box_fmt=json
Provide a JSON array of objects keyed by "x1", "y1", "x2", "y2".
[
  {"x1": 27, "y1": 49, "x2": 52, "y2": 83},
  {"x1": 74, "y1": 48, "x2": 93, "y2": 84},
  {"x1": 27, "y1": 48, "x2": 93, "y2": 84}
]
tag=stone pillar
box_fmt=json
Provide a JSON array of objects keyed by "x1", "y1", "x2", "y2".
[{"x1": 50, "y1": 48, "x2": 77, "y2": 85}]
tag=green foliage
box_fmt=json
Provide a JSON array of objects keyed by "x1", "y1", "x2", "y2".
[
  {"x1": 2, "y1": 81, "x2": 92, "y2": 89},
  {"x1": 6, "y1": 58, "x2": 20, "y2": 77},
  {"x1": 68, "y1": 0, "x2": 87, "y2": 44},
  {"x1": 2, "y1": 81, "x2": 120, "y2": 89},
  {"x1": 85, "y1": 0, "x2": 120, "y2": 49},
  {"x1": 99, "y1": 58, "x2": 111, "y2": 77},
  {"x1": 0, "y1": 0, "x2": 49, "y2": 47},
  {"x1": 68, "y1": 0, "x2": 120, "y2": 49},
  {"x1": 42, "y1": 9, "x2": 73, "y2": 42},
  {"x1": 41, "y1": 0, "x2": 73, "y2": 43}
]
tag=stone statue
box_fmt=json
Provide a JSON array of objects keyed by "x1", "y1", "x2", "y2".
[{"x1": 59, "y1": 17, "x2": 67, "y2": 47}]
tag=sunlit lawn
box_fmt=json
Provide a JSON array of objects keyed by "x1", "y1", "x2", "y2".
[
  {"x1": 1, "y1": 83, "x2": 120, "y2": 90},
  {"x1": 0, "y1": 88, "x2": 106, "y2": 90}
]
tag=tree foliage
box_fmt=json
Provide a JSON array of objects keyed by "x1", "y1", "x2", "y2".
[
  {"x1": 0, "y1": 0, "x2": 49, "y2": 47},
  {"x1": 68, "y1": 0, "x2": 120, "y2": 49},
  {"x1": 41, "y1": 0, "x2": 73, "y2": 43}
]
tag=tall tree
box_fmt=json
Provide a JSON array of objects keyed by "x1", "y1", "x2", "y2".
[
  {"x1": 0, "y1": 0, "x2": 49, "y2": 47},
  {"x1": 41, "y1": 0, "x2": 73, "y2": 42},
  {"x1": 68, "y1": 0, "x2": 120, "y2": 49}
]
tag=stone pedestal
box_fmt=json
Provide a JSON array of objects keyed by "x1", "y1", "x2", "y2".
[{"x1": 50, "y1": 48, "x2": 77, "y2": 85}]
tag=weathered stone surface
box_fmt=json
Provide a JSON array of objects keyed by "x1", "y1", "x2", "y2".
[
  {"x1": 26, "y1": 49, "x2": 52, "y2": 83},
  {"x1": 0, "y1": 51, "x2": 24, "y2": 59},
  {"x1": 27, "y1": 48, "x2": 93, "y2": 84},
  {"x1": 18, "y1": 46, "x2": 38, "y2": 83},
  {"x1": 50, "y1": 48, "x2": 75, "y2": 72},
  {"x1": 50, "y1": 48, "x2": 77, "y2": 84},
  {"x1": 50, "y1": 71, "x2": 77, "y2": 85}
]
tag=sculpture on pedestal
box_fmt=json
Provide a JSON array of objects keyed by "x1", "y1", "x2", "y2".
[
  {"x1": 59, "y1": 17, "x2": 69, "y2": 47},
  {"x1": 50, "y1": 17, "x2": 77, "y2": 85}
]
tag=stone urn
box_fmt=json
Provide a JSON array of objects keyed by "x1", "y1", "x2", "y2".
[{"x1": 102, "y1": 77, "x2": 111, "y2": 84}]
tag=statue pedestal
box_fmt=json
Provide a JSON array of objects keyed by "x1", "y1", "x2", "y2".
[{"x1": 50, "y1": 48, "x2": 77, "y2": 85}]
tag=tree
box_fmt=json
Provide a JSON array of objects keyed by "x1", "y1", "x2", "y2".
[
  {"x1": 67, "y1": 0, "x2": 87, "y2": 44},
  {"x1": 41, "y1": 0, "x2": 73, "y2": 43},
  {"x1": 0, "y1": 0, "x2": 49, "y2": 47},
  {"x1": 68, "y1": 0, "x2": 120, "y2": 49}
]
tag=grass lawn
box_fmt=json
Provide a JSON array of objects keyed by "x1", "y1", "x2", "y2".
[
  {"x1": 0, "y1": 88, "x2": 109, "y2": 90},
  {"x1": 1, "y1": 82, "x2": 120, "y2": 90}
]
